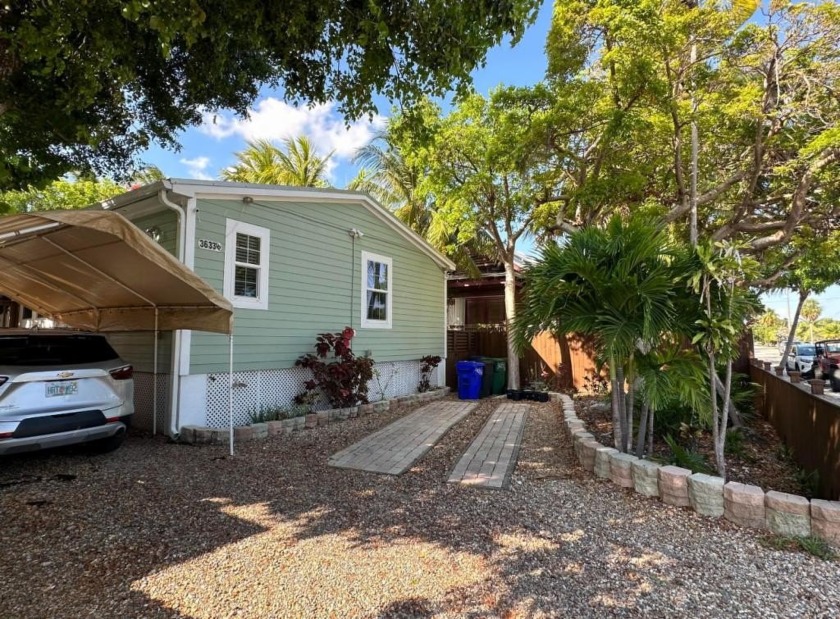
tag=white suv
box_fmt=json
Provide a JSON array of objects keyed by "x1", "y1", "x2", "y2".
[
  {"x1": 0, "y1": 330, "x2": 134, "y2": 455},
  {"x1": 785, "y1": 343, "x2": 817, "y2": 378}
]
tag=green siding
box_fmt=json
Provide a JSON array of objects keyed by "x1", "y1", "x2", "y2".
[
  {"x1": 189, "y1": 198, "x2": 445, "y2": 373},
  {"x1": 106, "y1": 210, "x2": 177, "y2": 371}
]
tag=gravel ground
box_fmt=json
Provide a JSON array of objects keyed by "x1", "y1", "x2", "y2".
[{"x1": 1, "y1": 395, "x2": 838, "y2": 618}]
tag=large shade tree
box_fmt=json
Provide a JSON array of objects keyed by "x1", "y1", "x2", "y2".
[
  {"x1": 1, "y1": 0, "x2": 540, "y2": 190},
  {"x1": 415, "y1": 90, "x2": 562, "y2": 389}
]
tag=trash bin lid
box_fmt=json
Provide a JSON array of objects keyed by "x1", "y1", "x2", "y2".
[{"x1": 456, "y1": 360, "x2": 483, "y2": 370}]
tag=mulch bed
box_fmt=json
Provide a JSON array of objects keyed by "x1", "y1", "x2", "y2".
[{"x1": 575, "y1": 395, "x2": 807, "y2": 496}]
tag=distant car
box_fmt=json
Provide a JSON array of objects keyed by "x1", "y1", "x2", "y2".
[
  {"x1": 778, "y1": 340, "x2": 805, "y2": 355},
  {"x1": 785, "y1": 344, "x2": 817, "y2": 378},
  {"x1": 815, "y1": 339, "x2": 840, "y2": 391},
  {"x1": 0, "y1": 330, "x2": 134, "y2": 455}
]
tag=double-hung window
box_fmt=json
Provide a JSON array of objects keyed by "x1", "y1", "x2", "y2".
[
  {"x1": 361, "y1": 251, "x2": 392, "y2": 329},
  {"x1": 224, "y1": 219, "x2": 270, "y2": 310}
]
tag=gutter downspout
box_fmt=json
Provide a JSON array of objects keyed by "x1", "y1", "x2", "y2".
[{"x1": 158, "y1": 189, "x2": 185, "y2": 438}]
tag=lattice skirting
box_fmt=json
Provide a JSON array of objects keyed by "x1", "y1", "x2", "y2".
[
  {"x1": 203, "y1": 359, "x2": 437, "y2": 429},
  {"x1": 132, "y1": 372, "x2": 171, "y2": 433}
]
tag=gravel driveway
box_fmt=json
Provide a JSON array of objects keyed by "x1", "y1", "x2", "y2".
[{"x1": 1, "y1": 397, "x2": 838, "y2": 618}]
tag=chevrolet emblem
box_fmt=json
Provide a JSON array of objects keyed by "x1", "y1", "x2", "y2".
[{"x1": 57, "y1": 371, "x2": 74, "y2": 378}]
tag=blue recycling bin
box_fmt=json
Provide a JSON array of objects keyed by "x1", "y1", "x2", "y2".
[{"x1": 456, "y1": 360, "x2": 484, "y2": 400}]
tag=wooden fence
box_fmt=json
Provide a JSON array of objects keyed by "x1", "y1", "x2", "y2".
[
  {"x1": 446, "y1": 328, "x2": 598, "y2": 392},
  {"x1": 750, "y1": 365, "x2": 840, "y2": 500}
]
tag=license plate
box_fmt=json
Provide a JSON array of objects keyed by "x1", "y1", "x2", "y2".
[{"x1": 46, "y1": 381, "x2": 78, "y2": 397}]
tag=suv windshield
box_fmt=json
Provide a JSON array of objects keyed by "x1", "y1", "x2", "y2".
[
  {"x1": 797, "y1": 345, "x2": 816, "y2": 356},
  {"x1": 0, "y1": 335, "x2": 119, "y2": 366}
]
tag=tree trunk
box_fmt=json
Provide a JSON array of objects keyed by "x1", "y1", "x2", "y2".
[
  {"x1": 635, "y1": 404, "x2": 650, "y2": 458},
  {"x1": 609, "y1": 357, "x2": 622, "y2": 450},
  {"x1": 709, "y1": 350, "x2": 720, "y2": 474},
  {"x1": 625, "y1": 377, "x2": 635, "y2": 453},
  {"x1": 503, "y1": 257, "x2": 520, "y2": 389},
  {"x1": 689, "y1": 39, "x2": 699, "y2": 247},
  {"x1": 782, "y1": 291, "x2": 808, "y2": 372},
  {"x1": 715, "y1": 359, "x2": 733, "y2": 478},
  {"x1": 616, "y1": 364, "x2": 628, "y2": 453},
  {"x1": 714, "y1": 374, "x2": 743, "y2": 428}
]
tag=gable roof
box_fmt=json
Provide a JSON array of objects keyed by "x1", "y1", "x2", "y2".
[{"x1": 103, "y1": 179, "x2": 456, "y2": 271}]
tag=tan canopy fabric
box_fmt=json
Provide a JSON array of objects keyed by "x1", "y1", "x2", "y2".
[{"x1": 0, "y1": 209, "x2": 232, "y2": 333}]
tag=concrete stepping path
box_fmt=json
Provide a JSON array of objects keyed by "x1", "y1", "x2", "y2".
[
  {"x1": 328, "y1": 400, "x2": 477, "y2": 475},
  {"x1": 448, "y1": 402, "x2": 528, "y2": 489}
]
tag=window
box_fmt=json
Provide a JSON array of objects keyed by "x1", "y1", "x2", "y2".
[
  {"x1": 361, "y1": 251, "x2": 392, "y2": 328},
  {"x1": 224, "y1": 219, "x2": 270, "y2": 310}
]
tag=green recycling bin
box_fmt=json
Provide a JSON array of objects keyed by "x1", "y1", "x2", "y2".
[{"x1": 490, "y1": 358, "x2": 507, "y2": 394}]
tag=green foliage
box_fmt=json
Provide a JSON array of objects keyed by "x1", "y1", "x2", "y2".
[
  {"x1": 724, "y1": 428, "x2": 748, "y2": 460},
  {"x1": 1, "y1": 1, "x2": 540, "y2": 189},
  {"x1": 664, "y1": 434, "x2": 714, "y2": 474},
  {"x1": 221, "y1": 137, "x2": 332, "y2": 187},
  {"x1": 795, "y1": 468, "x2": 821, "y2": 500},
  {"x1": 247, "y1": 404, "x2": 307, "y2": 424},
  {"x1": 761, "y1": 534, "x2": 837, "y2": 562},
  {"x1": 0, "y1": 177, "x2": 124, "y2": 213}
]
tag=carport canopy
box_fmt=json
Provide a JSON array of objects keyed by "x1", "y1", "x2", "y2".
[{"x1": 0, "y1": 209, "x2": 232, "y2": 333}]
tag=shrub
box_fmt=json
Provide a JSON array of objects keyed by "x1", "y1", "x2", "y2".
[
  {"x1": 418, "y1": 355, "x2": 442, "y2": 392},
  {"x1": 664, "y1": 434, "x2": 714, "y2": 474},
  {"x1": 294, "y1": 327, "x2": 375, "y2": 409}
]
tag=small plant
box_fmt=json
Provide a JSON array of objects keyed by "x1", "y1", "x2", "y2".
[
  {"x1": 724, "y1": 428, "x2": 751, "y2": 461},
  {"x1": 295, "y1": 327, "x2": 375, "y2": 409},
  {"x1": 372, "y1": 364, "x2": 397, "y2": 401},
  {"x1": 418, "y1": 355, "x2": 442, "y2": 392},
  {"x1": 795, "y1": 467, "x2": 820, "y2": 499},
  {"x1": 664, "y1": 434, "x2": 714, "y2": 474},
  {"x1": 583, "y1": 370, "x2": 609, "y2": 397},
  {"x1": 248, "y1": 403, "x2": 310, "y2": 424},
  {"x1": 761, "y1": 534, "x2": 837, "y2": 561}
]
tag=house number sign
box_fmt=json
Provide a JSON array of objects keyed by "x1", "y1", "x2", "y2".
[{"x1": 198, "y1": 239, "x2": 223, "y2": 252}]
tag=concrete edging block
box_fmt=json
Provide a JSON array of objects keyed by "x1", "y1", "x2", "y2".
[
  {"x1": 688, "y1": 473, "x2": 725, "y2": 518},
  {"x1": 594, "y1": 446, "x2": 618, "y2": 479},
  {"x1": 659, "y1": 465, "x2": 692, "y2": 507},
  {"x1": 766, "y1": 491, "x2": 811, "y2": 537},
  {"x1": 723, "y1": 482, "x2": 766, "y2": 529},
  {"x1": 631, "y1": 459, "x2": 661, "y2": 497},
  {"x1": 609, "y1": 452, "x2": 638, "y2": 488}
]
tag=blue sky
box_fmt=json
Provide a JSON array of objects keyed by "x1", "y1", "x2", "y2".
[{"x1": 137, "y1": 0, "x2": 839, "y2": 320}]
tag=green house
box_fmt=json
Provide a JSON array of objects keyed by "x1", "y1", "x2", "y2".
[{"x1": 104, "y1": 180, "x2": 455, "y2": 436}]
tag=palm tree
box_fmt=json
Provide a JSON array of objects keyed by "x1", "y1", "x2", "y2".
[
  {"x1": 221, "y1": 137, "x2": 332, "y2": 187},
  {"x1": 514, "y1": 213, "x2": 683, "y2": 451},
  {"x1": 350, "y1": 130, "x2": 491, "y2": 275}
]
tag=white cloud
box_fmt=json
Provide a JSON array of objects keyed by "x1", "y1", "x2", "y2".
[
  {"x1": 198, "y1": 99, "x2": 386, "y2": 178},
  {"x1": 179, "y1": 156, "x2": 213, "y2": 180}
]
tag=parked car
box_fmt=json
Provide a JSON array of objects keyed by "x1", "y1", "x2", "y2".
[
  {"x1": 815, "y1": 339, "x2": 840, "y2": 391},
  {"x1": 0, "y1": 330, "x2": 134, "y2": 455},
  {"x1": 778, "y1": 340, "x2": 805, "y2": 355},
  {"x1": 785, "y1": 343, "x2": 818, "y2": 378}
]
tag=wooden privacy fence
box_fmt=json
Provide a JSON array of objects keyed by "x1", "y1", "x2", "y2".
[
  {"x1": 446, "y1": 328, "x2": 598, "y2": 392},
  {"x1": 750, "y1": 365, "x2": 840, "y2": 500}
]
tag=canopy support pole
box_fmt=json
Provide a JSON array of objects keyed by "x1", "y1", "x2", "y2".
[
  {"x1": 153, "y1": 308, "x2": 159, "y2": 436},
  {"x1": 229, "y1": 331, "x2": 235, "y2": 456}
]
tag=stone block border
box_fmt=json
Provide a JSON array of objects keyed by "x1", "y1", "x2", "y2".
[
  {"x1": 556, "y1": 391, "x2": 840, "y2": 548},
  {"x1": 179, "y1": 387, "x2": 451, "y2": 445}
]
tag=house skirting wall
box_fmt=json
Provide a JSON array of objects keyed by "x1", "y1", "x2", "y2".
[
  {"x1": 131, "y1": 372, "x2": 171, "y2": 434},
  {"x1": 178, "y1": 359, "x2": 441, "y2": 429}
]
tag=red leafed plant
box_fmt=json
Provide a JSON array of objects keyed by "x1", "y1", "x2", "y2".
[
  {"x1": 418, "y1": 355, "x2": 442, "y2": 393},
  {"x1": 294, "y1": 328, "x2": 375, "y2": 409}
]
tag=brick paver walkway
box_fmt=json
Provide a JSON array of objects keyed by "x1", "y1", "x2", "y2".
[
  {"x1": 448, "y1": 402, "x2": 529, "y2": 489},
  {"x1": 328, "y1": 400, "x2": 477, "y2": 475}
]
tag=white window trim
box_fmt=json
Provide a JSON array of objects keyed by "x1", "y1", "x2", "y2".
[
  {"x1": 223, "y1": 219, "x2": 270, "y2": 310},
  {"x1": 361, "y1": 250, "x2": 392, "y2": 329}
]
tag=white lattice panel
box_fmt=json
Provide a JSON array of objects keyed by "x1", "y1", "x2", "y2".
[
  {"x1": 201, "y1": 360, "x2": 434, "y2": 428},
  {"x1": 132, "y1": 372, "x2": 170, "y2": 434}
]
